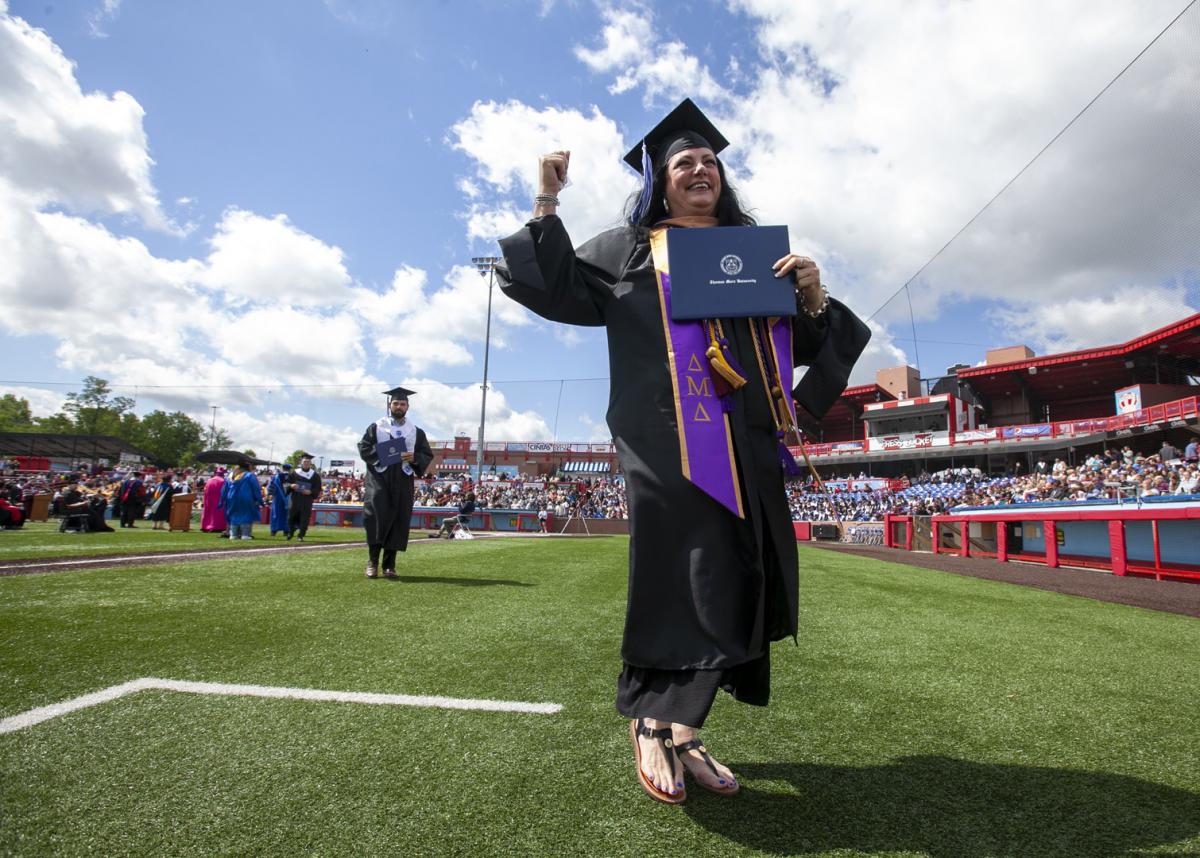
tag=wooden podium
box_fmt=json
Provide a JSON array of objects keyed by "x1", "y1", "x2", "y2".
[
  {"x1": 168, "y1": 493, "x2": 196, "y2": 532},
  {"x1": 28, "y1": 493, "x2": 51, "y2": 522}
]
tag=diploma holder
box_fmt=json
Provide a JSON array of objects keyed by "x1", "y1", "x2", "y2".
[
  {"x1": 376, "y1": 436, "x2": 407, "y2": 468},
  {"x1": 667, "y1": 225, "x2": 796, "y2": 321}
]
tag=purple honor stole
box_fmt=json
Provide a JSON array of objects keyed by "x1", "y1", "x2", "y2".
[{"x1": 650, "y1": 228, "x2": 801, "y2": 518}]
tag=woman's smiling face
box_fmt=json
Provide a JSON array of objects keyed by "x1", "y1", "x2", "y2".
[{"x1": 663, "y1": 147, "x2": 720, "y2": 217}]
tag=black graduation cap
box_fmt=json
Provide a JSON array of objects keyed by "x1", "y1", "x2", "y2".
[
  {"x1": 622, "y1": 97, "x2": 730, "y2": 175},
  {"x1": 384, "y1": 385, "x2": 415, "y2": 402},
  {"x1": 297, "y1": 451, "x2": 313, "y2": 459}
]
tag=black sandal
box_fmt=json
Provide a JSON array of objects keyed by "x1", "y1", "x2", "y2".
[
  {"x1": 675, "y1": 736, "x2": 739, "y2": 795},
  {"x1": 629, "y1": 719, "x2": 686, "y2": 804}
]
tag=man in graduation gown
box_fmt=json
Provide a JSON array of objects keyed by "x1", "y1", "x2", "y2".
[
  {"x1": 357, "y1": 386, "x2": 434, "y2": 579},
  {"x1": 285, "y1": 454, "x2": 321, "y2": 541},
  {"x1": 268, "y1": 463, "x2": 291, "y2": 536}
]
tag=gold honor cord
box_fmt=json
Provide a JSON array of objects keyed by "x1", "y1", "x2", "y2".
[{"x1": 704, "y1": 319, "x2": 749, "y2": 390}]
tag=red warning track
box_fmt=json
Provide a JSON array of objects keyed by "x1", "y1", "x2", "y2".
[{"x1": 810, "y1": 542, "x2": 1200, "y2": 619}]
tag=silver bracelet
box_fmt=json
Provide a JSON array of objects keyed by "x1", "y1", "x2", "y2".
[
  {"x1": 801, "y1": 286, "x2": 830, "y2": 319},
  {"x1": 534, "y1": 193, "x2": 559, "y2": 207}
]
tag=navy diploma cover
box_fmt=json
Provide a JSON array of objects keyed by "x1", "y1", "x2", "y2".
[
  {"x1": 667, "y1": 225, "x2": 796, "y2": 321},
  {"x1": 376, "y1": 436, "x2": 407, "y2": 468}
]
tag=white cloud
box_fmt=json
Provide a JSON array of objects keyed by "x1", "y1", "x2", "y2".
[
  {"x1": 575, "y1": 412, "x2": 613, "y2": 443},
  {"x1": 450, "y1": 99, "x2": 636, "y2": 245},
  {"x1": 574, "y1": 7, "x2": 726, "y2": 105},
  {"x1": 374, "y1": 378, "x2": 552, "y2": 442},
  {"x1": 86, "y1": 0, "x2": 122, "y2": 38},
  {"x1": 0, "y1": 6, "x2": 172, "y2": 230},
  {"x1": 200, "y1": 209, "x2": 353, "y2": 306},
  {"x1": 370, "y1": 264, "x2": 536, "y2": 372},
  {"x1": 724, "y1": 0, "x2": 1199, "y2": 324},
  {"x1": 987, "y1": 285, "x2": 1194, "y2": 355},
  {"x1": 218, "y1": 407, "x2": 363, "y2": 463}
]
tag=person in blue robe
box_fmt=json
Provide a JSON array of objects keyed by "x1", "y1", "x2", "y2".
[
  {"x1": 268, "y1": 463, "x2": 291, "y2": 537},
  {"x1": 224, "y1": 459, "x2": 263, "y2": 540}
]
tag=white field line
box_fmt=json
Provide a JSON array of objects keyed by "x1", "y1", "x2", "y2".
[{"x1": 0, "y1": 677, "x2": 562, "y2": 734}]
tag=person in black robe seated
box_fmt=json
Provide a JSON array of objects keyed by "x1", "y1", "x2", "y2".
[
  {"x1": 357, "y1": 386, "x2": 434, "y2": 579},
  {"x1": 496, "y1": 99, "x2": 870, "y2": 804},
  {"x1": 59, "y1": 481, "x2": 114, "y2": 533}
]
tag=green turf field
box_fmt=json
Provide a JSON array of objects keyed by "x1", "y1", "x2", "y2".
[
  {"x1": 0, "y1": 521, "x2": 371, "y2": 562},
  {"x1": 2, "y1": 539, "x2": 1198, "y2": 857}
]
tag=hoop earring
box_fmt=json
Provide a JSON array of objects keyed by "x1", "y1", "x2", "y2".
[{"x1": 663, "y1": 198, "x2": 670, "y2": 213}]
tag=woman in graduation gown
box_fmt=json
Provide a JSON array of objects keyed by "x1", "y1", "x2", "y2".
[{"x1": 496, "y1": 99, "x2": 870, "y2": 804}]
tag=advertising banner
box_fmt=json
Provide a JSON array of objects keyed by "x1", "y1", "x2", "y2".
[
  {"x1": 874, "y1": 432, "x2": 935, "y2": 451},
  {"x1": 1114, "y1": 385, "x2": 1141, "y2": 415},
  {"x1": 955, "y1": 429, "x2": 997, "y2": 442},
  {"x1": 1000, "y1": 424, "x2": 1052, "y2": 439},
  {"x1": 525, "y1": 442, "x2": 574, "y2": 453}
]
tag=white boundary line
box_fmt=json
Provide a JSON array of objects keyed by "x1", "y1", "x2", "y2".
[{"x1": 0, "y1": 677, "x2": 562, "y2": 734}]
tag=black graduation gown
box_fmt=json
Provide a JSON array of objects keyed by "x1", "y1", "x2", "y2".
[
  {"x1": 357, "y1": 423, "x2": 434, "y2": 550},
  {"x1": 498, "y1": 215, "x2": 870, "y2": 671}
]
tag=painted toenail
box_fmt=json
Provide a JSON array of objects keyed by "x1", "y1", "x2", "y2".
[
  {"x1": 676, "y1": 782, "x2": 684, "y2": 789},
  {"x1": 718, "y1": 779, "x2": 726, "y2": 785}
]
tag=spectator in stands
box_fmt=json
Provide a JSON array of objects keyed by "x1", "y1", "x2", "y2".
[
  {"x1": 1178, "y1": 466, "x2": 1199, "y2": 495},
  {"x1": 1185, "y1": 439, "x2": 1199, "y2": 464},
  {"x1": 1159, "y1": 440, "x2": 1181, "y2": 462}
]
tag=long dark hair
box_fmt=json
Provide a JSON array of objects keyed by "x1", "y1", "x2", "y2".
[{"x1": 624, "y1": 157, "x2": 757, "y2": 228}]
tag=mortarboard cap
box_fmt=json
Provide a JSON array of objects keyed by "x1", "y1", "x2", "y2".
[
  {"x1": 281, "y1": 463, "x2": 293, "y2": 470},
  {"x1": 384, "y1": 386, "x2": 415, "y2": 401},
  {"x1": 622, "y1": 98, "x2": 730, "y2": 175},
  {"x1": 298, "y1": 452, "x2": 313, "y2": 459}
]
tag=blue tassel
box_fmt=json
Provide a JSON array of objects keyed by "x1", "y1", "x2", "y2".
[{"x1": 629, "y1": 141, "x2": 654, "y2": 225}]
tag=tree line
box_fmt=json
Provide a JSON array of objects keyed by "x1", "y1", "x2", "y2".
[{"x1": 0, "y1": 377, "x2": 235, "y2": 468}]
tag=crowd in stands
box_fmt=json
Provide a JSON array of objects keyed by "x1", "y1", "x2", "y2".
[{"x1": 2, "y1": 439, "x2": 1196, "y2": 529}]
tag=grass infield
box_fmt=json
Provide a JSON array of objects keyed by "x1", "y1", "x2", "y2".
[
  {"x1": 1, "y1": 538, "x2": 1198, "y2": 856},
  {"x1": 0, "y1": 521, "x2": 374, "y2": 563}
]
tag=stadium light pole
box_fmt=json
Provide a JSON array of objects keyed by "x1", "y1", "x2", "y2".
[
  {"x1": 209, "y1": 405, "x2": 218, "y2": 449},
  {"x1": 472, "y1": 256, "x2": 501, "y2": 486}
]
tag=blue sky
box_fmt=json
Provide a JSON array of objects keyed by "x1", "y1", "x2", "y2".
[{"x1": 2, "y1": 0, "x2": 1197, "y2": 463}]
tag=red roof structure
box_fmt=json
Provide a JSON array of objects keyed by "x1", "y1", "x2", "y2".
[
  {"x1": 956, "y1": 313, "x2": 1200, "y2": 423},
  {"x1": 799, "y1": 383, "x2": 894, "y2": 442}
]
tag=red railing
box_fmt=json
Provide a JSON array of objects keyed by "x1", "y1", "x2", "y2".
[{"x1": 882, "y1": 508, "x2": 1200, "y2": 583}]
